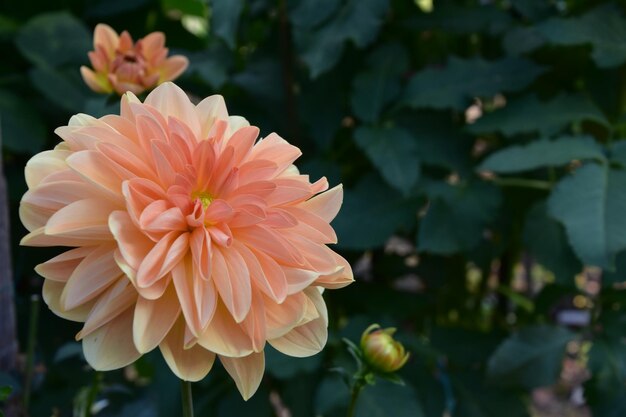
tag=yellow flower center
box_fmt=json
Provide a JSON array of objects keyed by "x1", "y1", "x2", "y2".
[{"x1": 192, "y1": 191, "x2": 214, "y2": 209}]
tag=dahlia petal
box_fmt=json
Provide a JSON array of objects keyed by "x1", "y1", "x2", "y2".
[
  {"x1": 122, "y1": 178, "x2": 167, "y2": 226},
  {"x1": 299, "y1": 184, "x2": 343, "y2": 223},
  {"x1": 282, "y1": 232, "x2": 339, "y2": 275},
  {"x1": 240, "y1": 291, "x2": 266, "y2": 352},
  {"x1": 315, "y1": 251, "x2": 354, "y2": 289},
  {"x1": 172, "y1": 255, "x2": 203, "y2": 336},
  {"x1": 159, "y1": 56, "x2": 189, "y2": 83},
  {"x1": 136, "y1": 232, "x2": 188, "y2": 288},
  {"x1": 43, "y1": 279, "x2": 94, "y2": 322},
  {"x1": 135, "y1": 113, "x2": 169, "y2": 154},
  {"x1": 236, "y1": 159, "x2": 278, "y2": 186},
  {"x1": 236, "y1": 226, "x2": 305, "y2": 267},
  {"x1": 24, "y1": 149, "x2": 71, "y2": 189},
  {"x1": 118, "y1": 30, "x2": 133, "y2": 51},
  {"x1": 20, "y1": 227, "x2": 95, "y2": 247},
  {"x1": 145, "y1": 83, "x2": 200, "y2": 137},
  {"x1": 269, "y1": 288, "x2": 328, "y2": 357},
  {"x1": 159, "y1": 317, "x2": 215, "y2": 382},
  {"x1": 190, "y1": 227, "x2": 212, "y2": 280},
  {"x1": 109, "y1": 211, "x2": 153, "y2": 270},
  {"x1": 66, "y1": 150, "x2": 124, "y2": 201},
  {"x1": 133, "y1": 284, "x2": 180, "y2": 353},
  {"x1": 243, "y1": 245, "x2": 287, "y2": 303},
  {"x1": 76, "y1": 278, "x2": 137, "y2": 339},
  {"x1": 204, "y1": 200, "x2": 234, "y2": 223},
  {"x1": 249, "y1": 133, "x2": 301, "y2": 174},
  {"x1": 196, "y1": 95, "x2": 228, "y2": 139},
  {"x1": 264, "y1": 292, "x2": 308, "y2": 339},
  {"x1": 226, "y1": 116, "x2": 250, "y2": 137},
  {"x1": 283, "y1": 267, "x2": 320, "y2": 295},
  {"x1": 143, "y1": 206, "x2": 187, "y2": 234},
  {"x1": 45, "y1": 199, "x2": 115, "y2": 241},
  {"x1": 212, "y1": 246, "x2": 251, "y2": 323},
  {"x1": 265, "y1": 179, "x2": 312, "y2": 206},
  {"x1": 140, "y1": 32, "x2": 165, "y2": 60},
  {"x1": 93, "y1": 23, "x2": 119, "y2": 58},
  {"x1": 96, "y1": 142, "x2": 155, "y2": 181},
  {"x1": 226, "y1": 126, "x2": 259, "y2": 164},
  {"x1": 197, "y1": 300, "x2": 253, "y2": 357},
  {"x1": 82, "y1": 307, "x2": 141, "y2": 371},
  {"x1": 151, "y1": 141, "x2": 177, "y2": 186},
  {"x1": 208, "y1": 222, "x2": 233, "y2": 247},
  {"x1": 35, "y1": 246, "x2": 93, "y2": 282},
  {"x1": 18, "y1": 202, "x2": 50, "y2": 232},
  {"x1": 61, "y1": 245, "x2": 121, "y2": 310},
  {"x1": 80, "y1": 66, "x2": 110, "y2": 93},
  {"x1": 283, "y1": 206, "x2": 337, "y2": 243},
  {"x1": 193, "y1": 265, "x2": 218, "y2": 330},
  {"x1": 220, "y1": 352, "x2": 265, "y2": 401}
]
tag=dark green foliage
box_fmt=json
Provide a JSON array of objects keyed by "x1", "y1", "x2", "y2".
[{"x1": 4, "y1": 0, "x2": 626, "y2": 416}]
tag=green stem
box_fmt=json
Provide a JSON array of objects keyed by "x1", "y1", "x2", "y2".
[
  {"x1": 23, "y1": 294, "x2": 40, "y2": 411},
  {"x1": 492, "y1": 177, "x2": 552, "y2": 190},
  {"x1": 347, "y1": 383, "x2": 363, "y2": 417},
  {"x1": 181, "y1": 380, "x2": 194, "y2": 417}
]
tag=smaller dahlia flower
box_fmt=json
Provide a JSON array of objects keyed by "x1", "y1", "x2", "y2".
[
  {"x1": 20, "y1": 82, "x2": 353, "y2": 400},
  {"x1": 360, "y1": 324, "x2": 409, "y2": 373},
  {"x1": 80, "y1": 24, "x2": 188, "y2": 96}
]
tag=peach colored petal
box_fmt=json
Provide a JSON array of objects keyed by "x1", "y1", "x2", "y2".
[
  {"x1": 220, "y1": 352, "x2": 265, "y2": 401},
  {"x1": 80, "y1": 66, "x2": 111, "y2": 93},
  {"x1": 195, "y1": 95, "x2": 229, "y2": 139},
  {"x1": 144, "y1": 83, "x2": 200, "y2": 136},
  {"x1": 140, "y1": 32, "x2": 165, "y2": 60},
  {"x1": 60, "y1": 244, "x2": 121, "y2": 310},
  {"x1": 24, "y1": 149, "x2": 71, "y2": 189},
  {"x1": 93, "y1": 24, "x2": 119, "y2": 58},
  {"x1": 265, "y1": 292, "x2": 308, "y2": 339},
  {"x1": 197, "y1": 300, "x2": 253, "y2": 357},
  {"x1": 35, "y1": 246, "x2": 93, "y2": 282},
  {"x1": 133, "y1": 284, "x2": 180, "y2": 353},
  {"x1": 172, "y1": 255, "x2": 204, "y2": 336},
  {"x1": 212, "y1": 246, "x2": 251, "y2": 323},
  {"x1": 158, "y1": 56, "x2": 189, "y2": 83},
  {"x1": 83, "y1": 307, "x2": 141, "y2": 371},
  {"x1": 45, "y1": 199, "x2": 115, "y2": 241},
  {"x1": 269, "y1": 288, "x2": 328, "y2": 357},
  {"x1": 76, "y1": 278, "x2": 137, "y2": 339},
  {"x1": 43, "y1": 280, "x2": 94, "y2": 322},
  {"x1": 159, "y1": 317, "x2": 215, "y2": 382}
]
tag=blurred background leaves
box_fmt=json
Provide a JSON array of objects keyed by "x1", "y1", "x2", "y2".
[{"x1": 2, "y1": 0, "x2": 626, "y2": 416}]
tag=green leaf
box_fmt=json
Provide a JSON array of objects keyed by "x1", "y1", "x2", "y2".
[
  {"x1": 299, "y1": 74, "x2": 345, "y2": 149},
  {"x1": 408, "y1": 4, "x2": 512, "y2": 35},
  {"x1": 355, "y1": 381, "x2": 425, "y2": 417},
  {"x1": 585, "y1": 336, "x2": 626, "y2": 417},
  {"x1": 294, "y1": 0, "x2": 389, "y2": 77},
  {"x1": 211, "y1": 0, "x2": 244, "y2": 49},
  {"x1": 403, "y1": 57, "x2": 544, "y2": 110},
  {"x1": 354, "y1": 126, "x2": 420, "y2": 195},
  {"x1": 334, "y1": 175, "x2": 419, "y2": 250},
  {"x1": 0, "y1": 385, "x2": 11, "y2": 401},
  {"x1": 162, "y1": 0, "x2": 207, "y2": 18},
  {"x1": 187, "y1": 45, "x2": 232, "y2": 89},
  {"x1": 452, "y1": 371, "x2": 530, "y2": 417},
  {"x1": 537, "y1": 4, "x2": 626, "y2": 69},
  {"x1": 548, "y1": 163, "x2": 626, "y2": 268},
  {"x1": 610, "y1": 141, "x2": 626, "y2": 168},
  {"x1": 486, "y1": 325, "x2": 574, "y2": 389},
  {"x1": 30, "y1": 66, "x2": 88, "y2": 113},
  {"x1": 418, "y1": 181, "x2": 501, "y2": 255},
  {"x1": 0, "y1": 91, "x2": 46, "y2": 154},
  {"x1": 289, "y1": 0, "x2": 341, "y2": 29},
  {"x1": 468, "y1": 94, "x2": 609, "y2": 137},
  {"x1": 502, "y1": 26, "x2": 545, "y2": 56},
  {"x1": 523, "y1": 202, "x2": 582, "y2": 285},
  {"x1": 478, "y1": 135, "x2": 605, "y2": 173},
  {"x1": 15, "y1": 11, "x2": 90, "y2": 68},
  {"x1": 351, "y1": 44, "x2": 408, "y2": 122},
  {"x1": 315, "y1": 375, "x2": 350, "y2": 416}
]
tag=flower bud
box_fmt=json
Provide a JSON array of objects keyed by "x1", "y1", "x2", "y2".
[{"x1": 360, "y1": 324, "x2": 410, "y2": 373}]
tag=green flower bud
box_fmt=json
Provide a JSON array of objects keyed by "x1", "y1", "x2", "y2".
[{"x1": 360, "y1": 324, "x2": 410, "y2": 373}]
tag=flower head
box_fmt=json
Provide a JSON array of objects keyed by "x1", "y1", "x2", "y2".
[
  {"x1": 20, "y1": 82, "x2": 353, "y2": 399},
  {"x1": 80, "y1": 24, "x2": 188, "y2": 95},
  {"x1": 360, "y1": 324, "x2": 409, "y2": 373}
]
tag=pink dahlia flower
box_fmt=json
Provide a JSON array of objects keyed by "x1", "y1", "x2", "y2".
[
  {"x1": 80, "y1": 24, "x2": 189, "y2": 96},
  {"x1": 20, "y1": 82, "x2": 353, "y2": 399}
]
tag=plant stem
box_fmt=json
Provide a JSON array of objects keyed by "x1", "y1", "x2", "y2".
[
  {"x1": 180, "y1": 380, "x2": 194, "y2": 417},
  {"x1": 23, "y1": 294, "x2": 40, "y2": 411},
  {"x1": 347, "y1": 382, "x2": 364, "y2": 417},
  {"x1": 492, "y1": 177, "x2": 552, "y2": 190}
]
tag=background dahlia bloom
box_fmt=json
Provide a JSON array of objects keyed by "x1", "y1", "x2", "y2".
[
  {"x1": 80, "y1": 24, "x2": 188, "y2": 96},
  {"x1": 19, "y1": 82, "x2": 353, "y2": 399}
]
